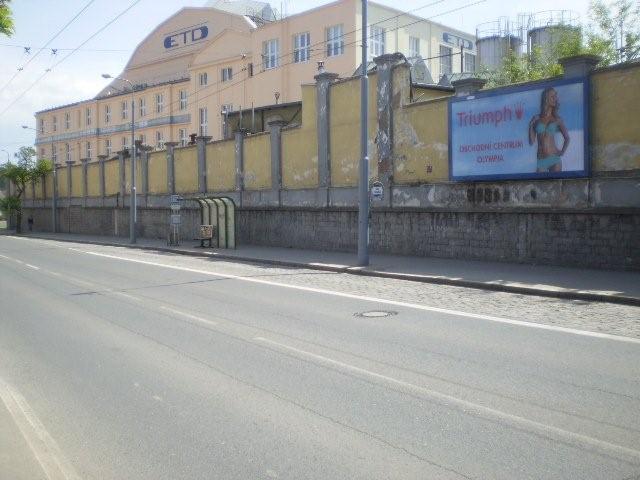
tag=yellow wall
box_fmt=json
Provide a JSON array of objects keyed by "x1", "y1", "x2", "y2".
[
  {"x1": 34, "y1": 177, "x2": 43, "y2": 199},
  {"x1": 57, "y1": 168, "x2": 68, "y2": 197},
  {"x1": 148, "y1": 151, "x2": 167, "y2": 194},
  {"x1": 282, "y1": 85, "x2": 318, "y2": 189},
  {"x1": 71, "y1": 164, "x2": 83, "y2": 197},
  {"x1": 591, "y1": 65, "x2": 640, "y2": 172},
  {"x1": 174, "y1": 146, "x2": 198, "y2": 194},
  {"x1": 206, "y1": 140, "x2": 235, "y2": 191},
  {"x1": 243, "y1": 133, "x2": 271, "y2": 190},
  {"x1": 45, "y1": 173, "x2": 53, "y2": 200},
  {"x1": 329, "y1": 74, "x2": 378, "y2": 187},
  {"x1": 87, "y1": 163, "x2": 100, "y2": 197},
  {"x1": 104, "y1": 159, "x2": 119, "y2": 196},
  {"x1": 394, "y1": 97, "x2": 449, "y2": 183}
]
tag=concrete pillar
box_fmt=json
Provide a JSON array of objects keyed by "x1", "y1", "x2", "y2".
[
  {"x1": 165, "y1": 142, "x2": 178, "y2": 195},
  {"x1": 97, "y1": 155, "x2": 107, "y2": 203},
  {"x1": 196, "y1": 136, "x2": 211, "y2": 194},
  {"x1": 66, "y1": 160, "x2": 74, "y2": 202},
  {"x1": 451, "y1": 77, "x2": 486, "y2": 97},
  {"x1": 559, "y1": 54, "x2": 601, "y2": 79},
  {"x1": 314, "y1": 71, "x2": 339, "y2": 204},
  {"x1": 81, "y1": 158, "x2": 89, "y2": 207},
  {"x1": 117, "y1": 150, "x2": 128, "y2": 206},
  {"x1": 268, "y1": 119, "x2": 287, "y2": 205},
  {"x1": 373, "y1": 53, "x2": 406, "y2": 207},
  {"x1": 235, "y1": 130, "x2": 246, "y2": 206}
]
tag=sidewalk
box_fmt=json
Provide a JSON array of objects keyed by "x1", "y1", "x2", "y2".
[{"x1": 11, "y1": 231, "x2": 640, "y2": 306}]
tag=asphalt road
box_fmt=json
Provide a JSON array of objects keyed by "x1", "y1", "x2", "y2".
[{"x1": 1, "y1": 235, "x2": 639, "y2": 480}]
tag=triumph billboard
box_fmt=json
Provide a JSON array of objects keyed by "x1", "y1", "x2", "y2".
[{"x1": 448, "y1": 77, "x2": 589, "y2": 181}]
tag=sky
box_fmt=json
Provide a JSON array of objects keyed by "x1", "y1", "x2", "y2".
[{"x1": 0, "y1": 0, "x2": 591, "y2": 160}]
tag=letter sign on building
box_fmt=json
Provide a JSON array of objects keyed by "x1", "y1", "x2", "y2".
[{"x1": 164, "y1": 24, "x2": 209, "y2": 50}]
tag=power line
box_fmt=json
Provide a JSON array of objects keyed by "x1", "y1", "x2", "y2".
[
  {"x1": 0, "y1": 0, "x2": 144, "y2": 118},
  {"x1": 0, "y1": 0, "x2": 97, "y2": 96},
  {"x1": 0, "y1": 43, "x2": 130, "y2": 53}
]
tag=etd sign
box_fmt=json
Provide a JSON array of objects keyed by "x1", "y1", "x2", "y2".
[{"x1": 164, "y1": 25, "x2": 209, "y2": 49}]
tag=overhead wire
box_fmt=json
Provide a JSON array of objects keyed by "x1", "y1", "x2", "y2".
[
  {"x1": 0, "y1": 0, "x2": 144, "y2": 118},
  {"x1": 0, "y1": 0, "x2": 97, "y2": 95}
]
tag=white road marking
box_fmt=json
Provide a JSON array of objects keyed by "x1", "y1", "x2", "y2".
[
  {"x1": 0, "y1": 377, "x2": 82, "y2": 480},
  {"x1": 159, "y1": 306, "x2": 218, "y2": 327},
  {"x1": 0, "y1": 254, "x2": 10, "y2": 259},
  {"x1": 25, "y1": 263, "x2": 40, "y2": 270},
  {"x1": 79, "y1": 250, "x2": 640, "y2": 345},
  {"x1": 254, "y1": 336, "x2": 640, "y2": 465}
]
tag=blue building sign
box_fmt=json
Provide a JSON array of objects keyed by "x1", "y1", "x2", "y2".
[
  {"x1": 164, "y1": 24, "x2": 209, "y2": 50},
  {"x1": 448, "y1": 77, "x2": 589, "y2": 181}
]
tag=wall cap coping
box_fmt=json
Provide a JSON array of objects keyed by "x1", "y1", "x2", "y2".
[
  {"x1": 267, "y1": 119, "x2": 288, "y2": 127},
  {"x1": 560, "y1": 54, "x2": 602, "y2": 79},
  {"x1": 451, "y1": 77, "x2": 487, "y2": 96},
  {"x1": 195, "y1": 136, "x2": 212, "y2": 142},
  {"x1": 313, "y1": 71, "x2": 339, "y2": 83},
  {"x1": 373, "y1": 52, "x2": 406, "y2": 66}
]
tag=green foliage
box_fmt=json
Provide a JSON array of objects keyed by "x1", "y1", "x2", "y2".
[
  {"x1": 0, "y1": 0, "x2": 14, "y2": 37},
  {"x1": 0, "y1": 195, "x2": 20, "y2": 215},
  {"x1": 483, "y1": 0, "x2": 640, "y2": 87}
]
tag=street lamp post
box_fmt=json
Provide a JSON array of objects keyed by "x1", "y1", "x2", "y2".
[
  {"x1": 21, "y1": 125, "x2": 57, "y2": 233},
  {"x1": 103, "y1": 74, "x2": 136, "y2": 244},
  {"x1": 357, "y1": 0, "x2": 370, "y2": 266}
]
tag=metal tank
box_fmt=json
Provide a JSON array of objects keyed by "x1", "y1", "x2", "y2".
[
  {"x1": 476, "y1": 18, "x2": 523, "y2": 70},
  {"x1": 526, "y1": 11, "x2": 581, "y2": 60}
]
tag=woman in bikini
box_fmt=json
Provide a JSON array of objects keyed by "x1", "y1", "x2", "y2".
[{"x1": 528, "y1": 87, "x2": 570, "y2": 173}]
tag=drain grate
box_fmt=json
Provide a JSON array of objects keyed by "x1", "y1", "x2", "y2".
[{"x1": 355, "y1": 310, "x2": 397, "y2": 318}]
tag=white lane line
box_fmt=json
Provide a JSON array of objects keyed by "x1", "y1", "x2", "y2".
[
  {"x1": 0, "y1": 254, "x2": 10, "y2": 259},
  {"x1": 255, "y1": 336, "x2": 640, "y2": 465},
  {"x1": 80, "y1": 250, "x2": 640, "y2": 345},
  {"x1": 0, "y1": 377, "x2": 82, "y2": 480},
  {"x1": 0, "y1": 254, "x2": 39, "y2": 270},
  {"x1": 25, "y1": 263, "x2": 40, "y2": 270},
  {"x1": 159, "y1": 306, "x2": 219, "y2": 327}
]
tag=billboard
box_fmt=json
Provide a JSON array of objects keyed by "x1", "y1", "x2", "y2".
[{"x1": 449, "y1": 77, "x2": 589, "y2": 181}]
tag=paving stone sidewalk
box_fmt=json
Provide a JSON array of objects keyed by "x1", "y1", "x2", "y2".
[{"x1": 10, "y1": 231, "x2": 640, "y2": 306}]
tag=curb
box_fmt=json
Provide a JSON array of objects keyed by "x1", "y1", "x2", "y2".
[{"x1": 15, "y1": 234, "x2": 640, "y2": 307}]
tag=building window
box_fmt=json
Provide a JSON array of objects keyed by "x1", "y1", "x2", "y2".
[
  {"x1": 369, "y1": 26, "x2": 385, "y2": 59},
  {"x1": 122, "y1": 136, "x2": 129, "y2": 150},
  {"x1": 65, "y1": 143, "x2": 71, "y2": 162},
  {"x1": 199, "y1": 72, "x2": 208, "y2": 86},
  {"x1": 221, "y1": 67, "x2": 233, "y2": 82},
  {"x1": 52, "y1": 145, "x2": 57, "y2": 163},
  {"x1": 39, "y1": 119, "x2": 45, "y2": 134},
  {"x1": 86, "y1": 141, "x2": 92, "y2": 159},
  {"x1": 464, "y1": 52, "x2": 476, "y2": 72},
  {"x1": 65, "y1": 112, "x2": 70, "y2": 130},
  {"x1": 86, "y1": 108, "x2": 92, "y2": 126},
  {"x1": 179, "y1": 128, "x2": 187, "y2": 147},
  {"x1": 199, "y1": 107, "x2": 208, "y2": 136},
  {"x1": 155, "y1": 93, "x2": 164, "y2": 114},
  {"x1": 248, "y1": 63, "x2": 254, "y2": 77},
  {"x1": 104, "y1": 104, "x2": 111, "y2": 124},
  {"x1": 138, "y1": 134, "x2": 146, "y2": 146},
  {"x1": 409, "y1": 36, "x2": 420, "y2": 58},
  {"x1": 139, "y1": 97, "x2": 147, "y2": 117},
  {"x1": 105, "y1": 139, "x2": 112, "y2": 156},
  {"x1": 155, "y1": 131, "x2": 164, "y2": 150},
  {"x1": 439, "y1": 45, "x2": 453, "y2": 77},
  {"x1": 262, "y1": 39, "x2": 279, "y2": 70},
  {"x1": 326, "y1": 25, "x2": 344, "y2": 57},
  {"x1": 293, "y1": 32, "x2": 310, "y2": 63},
  {"x1": 52, "y1": 116, "x2": 57, "y2": 132},
  {"x1": 121, "y1": 100, "x2": 128, "y2": 120},
  {"x1": 179, "y1": 90, "x2": 187, "y2": 111}
]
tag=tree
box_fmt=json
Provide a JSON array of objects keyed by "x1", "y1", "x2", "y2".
[
  {"x1": 482, "y1": 0, "x2": 640, "y2": 87},
  {"x1": 0, "y1": 147, "x2": 52, "y2": 233},
  {"x1": 0, "y1": 0, "x2": 14, "y2": 37}
]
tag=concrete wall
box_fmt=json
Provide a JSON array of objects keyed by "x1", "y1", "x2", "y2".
[
  {"x1": 174, "y1": 145, "x2": 198, "y2": 194},
  {"x1": 206, "y1": 141, "x2": 235, "y2": 191},
  {"x1": 243, "y1": 133, "x2": 271, "y2": 190}
]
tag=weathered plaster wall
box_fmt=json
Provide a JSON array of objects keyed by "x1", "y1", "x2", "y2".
[
  {"x1": 174, "y1": 145, "x2": 198, "y2": 194},
  {"x1": 57, "y1": 168, "x2": 68, "y2": 197},
  {"x1": 104, "y1": 159, "x2": 119, "y2": 196},
  {"x1": 206, "y1": 140, "x2": 235, "y2": 191},
  {"x1": 243, "y1": 132, "x2": 271, "y2": 190},
  {"x1": 147, "y1": 151, "x2": 167, "y2": 194},
  {"x1": 71, "y1": 165, "x2": 83, "y2": 197},
  {"x1": 87, "y1": 163, "x2": 100, "y2": 197},
  {"x1": 591, "y1": 64, "x2": 640, "y2": 173}
]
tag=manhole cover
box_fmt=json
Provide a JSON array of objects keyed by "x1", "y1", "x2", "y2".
[{"x1": 355, "y1": 310, "x2": 397, "y2": 318}]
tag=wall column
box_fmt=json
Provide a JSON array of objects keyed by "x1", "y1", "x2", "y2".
[
  {"x1": 235, "y1": 129, "x2": 246, "y2": 206},
  {"x1": 81, "y1": 158, "x2": 89, "y2": 207},
  {"x1": 373, "y1": 53, "x2": 405, "y2": 207},
  {"x1": 314, "y1": 70, "x2": 339, "y2": 206},
  {"x1": 268, "y1": 119, "x2": 287, "y2": 206},
  {"x1": 97, "y1": 155, "x2": 107, "y2": 206},
  {"x1": 117, "y1": 150, "x2": 128, "y2": 207},
  {"x1": 196, "y1": 136, "x2": 211, "y2": 194},
  {"x1": 165, "y1": 142, "x2": 178, "y2": 195},
  {"x1": 451, "y1": 77, "x2": 486, "y2": 97},
  {"x1": 559, "y1": 54, "x2": 601, "y2": 79}
]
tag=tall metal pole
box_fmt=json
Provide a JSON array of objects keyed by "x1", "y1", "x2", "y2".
[
  {"x1": 357, "y1": 0, "x2": 370, "y2": 266},
  {"x1": 124, "y1": 81, "x2": 136, "y2": 244},
  {"x1": 52, "y1": 141, "x2": 57, "y2": 233}
]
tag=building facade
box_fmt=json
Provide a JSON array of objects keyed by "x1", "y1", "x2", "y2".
[{"x1": 34, "y1": 0, "x2": 475, "y2": 162}]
